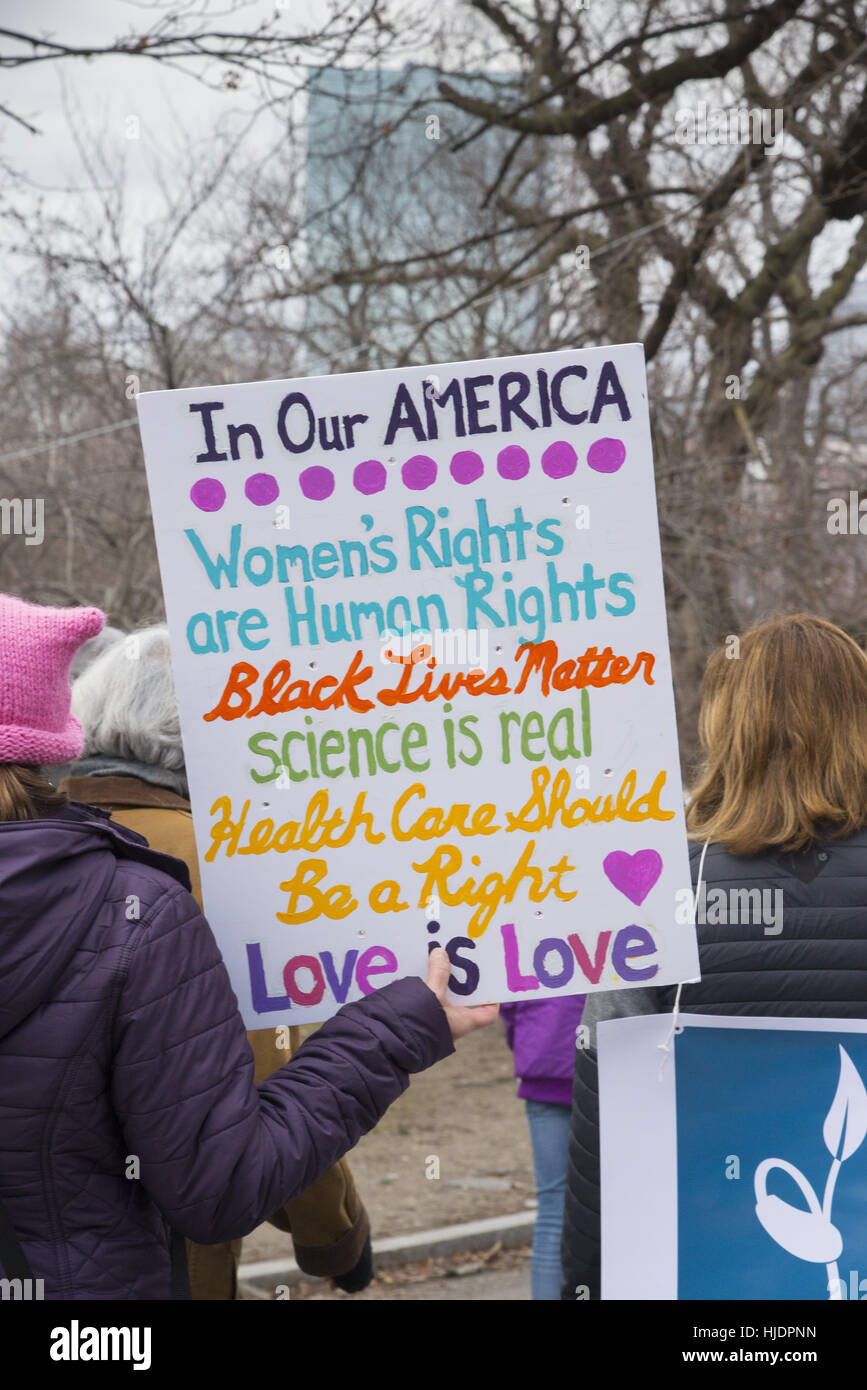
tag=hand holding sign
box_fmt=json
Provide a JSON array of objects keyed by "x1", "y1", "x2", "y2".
[{"x1": 426, "y1": 947, "x2": 498, "y2": 1039}]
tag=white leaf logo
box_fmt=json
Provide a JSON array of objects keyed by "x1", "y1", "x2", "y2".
[
  {"x1": 754, "y1": 1160, "x2": 842, "y2": 1263},
  {"x1": 755, "y1": 1043, "x2": 867, "y2": 1298},
  {"x1": 823, "y1": 1046, "x2": 867, "y2": 1161}
]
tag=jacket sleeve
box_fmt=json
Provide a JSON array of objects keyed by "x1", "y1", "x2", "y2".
[{"x1": 109, "y1": 881, "x2": 454, "y2": 1245}]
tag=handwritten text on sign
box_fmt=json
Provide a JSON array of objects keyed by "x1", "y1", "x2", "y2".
[{"x1": 138, "y1": 346, "x2": 699, "y2": 1025}]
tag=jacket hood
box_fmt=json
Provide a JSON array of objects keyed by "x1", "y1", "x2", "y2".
[{"x1": 0, "y1": 800, "x2": 191, "y2": 1042}]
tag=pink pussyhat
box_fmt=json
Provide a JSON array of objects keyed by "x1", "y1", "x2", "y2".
[{"x1": 0, "y1": 593, "x2": 105, "y2": 765}]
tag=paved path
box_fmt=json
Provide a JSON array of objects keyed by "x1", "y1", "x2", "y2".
[
  {"x1": 283, "y1": 1246, "x2": 533, "y2": 1301},
  {"x1": 328, "y1": 1265, "x2": 530, "y2": 1300}
]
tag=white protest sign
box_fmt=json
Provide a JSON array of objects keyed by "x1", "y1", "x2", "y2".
[{"x1": 137, "y1": 344, "x2": 699, "y2": 1026}]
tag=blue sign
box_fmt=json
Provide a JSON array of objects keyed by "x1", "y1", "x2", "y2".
[{"x1": 676, "y1": 1027, "x2": 867, "y2": 1300}]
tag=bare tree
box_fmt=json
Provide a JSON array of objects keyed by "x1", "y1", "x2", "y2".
[
  {"x1": 0, "y1": 111, "x2": 307, "y2": 623},
  {"x1": 4, "y1": 0, "x2": 867, "y2": 768}
]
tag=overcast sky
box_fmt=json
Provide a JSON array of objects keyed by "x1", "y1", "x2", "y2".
[{"x1": 1, "y1": 0, "x2": 322, "y2": 192}]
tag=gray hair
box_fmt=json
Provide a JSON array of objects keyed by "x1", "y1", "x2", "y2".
[
  {"x1": 70, "y1": 624, "x2": 126, "y2": 680},
  {"x1": 72, "y1": 624, "x2": 185, "y2": 772}
]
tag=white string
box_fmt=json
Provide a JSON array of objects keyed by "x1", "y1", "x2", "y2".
[
  {"x1": 0, "y1": 417, "x2": 138, "y2": 464},
  {"x1": 657, "y1": 836, "x2": 709, "y2": 1081},
  {"x1": 0, "y1": 329, "x2": 408, "y2": 467}
]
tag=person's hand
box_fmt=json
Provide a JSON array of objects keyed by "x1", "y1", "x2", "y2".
[{"x1": 425, "y1": 947, "x2": 499, "y2": 1040}]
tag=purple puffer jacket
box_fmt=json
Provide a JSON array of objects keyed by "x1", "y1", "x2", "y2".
[
  {"x1": 500, "y1": 996, "x2": 586, "y2": 1105},
  {"x1": 0, "y1": 801, "x2": 453, "y2": 1299}
]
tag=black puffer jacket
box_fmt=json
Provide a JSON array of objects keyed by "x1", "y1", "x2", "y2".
[{"x1": 560, "y1": 827, "x2": 867, "y2": 1300}]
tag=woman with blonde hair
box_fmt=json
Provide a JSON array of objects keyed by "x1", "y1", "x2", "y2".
[
  {"x1": 688, "y1": 613, "x2": 867, "y2": 860},
  {"x1": 560, "y1": 613, "x2": 867, "y2": 1299}
]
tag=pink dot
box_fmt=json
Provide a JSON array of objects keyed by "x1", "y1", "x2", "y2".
[
  {"x1": 497, "y1": 445, "x2": 530, "y2": 480},
  {"x1": 587, "y1": 437, "x2": 626, "y2": 473},
  {"x1": 190, "y1": 478, "x2": 226, "y2": 512},
  {"x1": 450, "y1": 450, "x2": 484, "y2": 484},
  {"x1": 402, "y1": 455, "x2": 437, "y2": 490},
  {"x1": 354, "y1": 459, "x2": 387, "y2": 495},
  {"x1": 541, "y1": 440, "x2": 577, "y2": 479},
  {"x1": 245, "y1": 472, "x2": 279, "y2": 505},
  {"x1": 299, "y1": 466, "x2": 335, "y2": 500}
]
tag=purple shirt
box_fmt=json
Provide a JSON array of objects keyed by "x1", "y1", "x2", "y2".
[{"x1": 500, "y1": 995, "x2": 586, "y2": 1105}]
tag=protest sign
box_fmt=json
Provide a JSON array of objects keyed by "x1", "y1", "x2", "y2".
[
  {"x1": 136, "y1": 344, "x2": 698, "y2": 1025},
  {"x1": 598, "y1": 1013, "x2": 867, "y2": 1300}
]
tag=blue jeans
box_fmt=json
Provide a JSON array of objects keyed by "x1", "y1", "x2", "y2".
[{"x1": 525, "y1": 1099, "x2": 572, "y2": 1300}]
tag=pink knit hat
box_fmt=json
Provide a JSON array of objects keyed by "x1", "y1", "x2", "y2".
[{"x1": 0, "y1": 593, "x2": 105, "y2": 764}]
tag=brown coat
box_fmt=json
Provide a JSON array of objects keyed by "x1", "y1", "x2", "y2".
[{"x1": 60, "y1": 774, "x2": 369, "y2": 1299}]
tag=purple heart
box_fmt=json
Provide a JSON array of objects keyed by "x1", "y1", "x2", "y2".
[{"x1": 603, "y1": 850, "x2": 663, "y2": 906}]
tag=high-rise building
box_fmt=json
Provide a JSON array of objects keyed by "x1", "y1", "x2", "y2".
[{"x1": 304, "y1": 64, "x2": 549, "y2": 372}]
